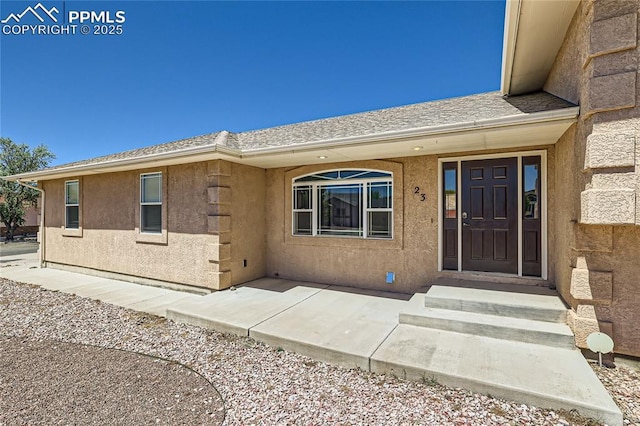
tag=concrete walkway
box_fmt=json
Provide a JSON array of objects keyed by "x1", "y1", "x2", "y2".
[
  {"x1": 0, "y1": 253, "x2": 623, "y2": 426},
  {"x1": 0, "y1": 253, "x2": 199, "y2": 316}
]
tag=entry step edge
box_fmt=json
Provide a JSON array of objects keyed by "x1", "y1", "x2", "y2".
[
  {"x1": 400, "y1": 307, "x2": 575, "y2": 349},
  {"x1": 425, "y1": 285, "x2": 567, "y2": 323},
  {"x1": 370, "y1": 325, "x2": 623, "y2": 426},
  {"x1": 435, "y1": 272, "x2": 554, "y2": 289}
]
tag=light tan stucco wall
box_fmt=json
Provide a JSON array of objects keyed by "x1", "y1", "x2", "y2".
[
  {"x1": 266, "y1": 158, "x2": 436, "y2": 294},
  {"x1": 42, "y1": 163, "x2": 217, "y2": 290},
  {"x1": 265, "y1": 148, "x2": 557, "y2": 294},
  {"x1": 549, "y1": 126, "x2": 581, "y2": 303},
  {"x1": 229, "y1": 162, "x2": 266, "y2": 285},
  {"x1": 544, "y1": 0, "x2": 640, "y2": 357}
]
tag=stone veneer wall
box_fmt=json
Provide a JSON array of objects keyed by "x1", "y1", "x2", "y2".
[
  {"x1": 545, "y1": 0, "x2": 640, "y2": 357},
  {"x1": 206, "y1": 160, "x2": 233, "y2": 289}
]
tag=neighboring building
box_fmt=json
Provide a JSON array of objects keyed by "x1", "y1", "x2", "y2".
[
  {"x1": 6, "y1": 0, "x2": 640, "y2": 358},
  {"x1": 0, "y1": 196, "x2": 40, "y2": 238}
]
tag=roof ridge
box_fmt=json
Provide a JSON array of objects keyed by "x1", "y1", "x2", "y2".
[{"x1": 212, "y1": 130, "x2": 241, "y2": 149}]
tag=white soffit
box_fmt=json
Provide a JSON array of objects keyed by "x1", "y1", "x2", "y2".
[
  {"x1": 240, "y1": 114, "x2": 577, "y2": 168},
  {"x1": 501, "y1": 0, "x2": 580, "y2": 95}
]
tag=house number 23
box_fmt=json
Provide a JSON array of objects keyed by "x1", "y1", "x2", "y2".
[{"x1": 414, "y1": 186, "x2": 426, "y2": 202}]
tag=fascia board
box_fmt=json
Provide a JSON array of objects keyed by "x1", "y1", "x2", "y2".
[{"x1": 501, "y1": 0, "x2": 522, "y2": 95}]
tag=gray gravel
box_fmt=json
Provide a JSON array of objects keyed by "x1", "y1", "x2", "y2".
[
  {"x1": 0, "y1": 278, "x2": 636, "y2": 425},
  {"x1": 592, "y1": 362, "x2": 640, "y2": 425}
]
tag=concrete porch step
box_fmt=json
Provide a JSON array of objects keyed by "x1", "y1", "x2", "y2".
[
  {"x1": 435, "y1": 272, "x2": 554, "y2": 289},
  {"x1": 425, "y1": 285, "x2": 567, "y2": 323},
  {"x1": 370, "y1": 325, "x2": 622, "y2": 426},
  {"x1": 400, "y1": 306, "x2": 575, "y2": 349}
]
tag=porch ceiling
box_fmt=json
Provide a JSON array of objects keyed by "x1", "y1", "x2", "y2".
[{"x1": 239, "y1": 110, "x2": 577, "y2": 168}]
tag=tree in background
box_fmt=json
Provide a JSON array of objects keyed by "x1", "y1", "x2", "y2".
[{"x1": 0, "y1": 138, "x2": 54, "y2": 240}]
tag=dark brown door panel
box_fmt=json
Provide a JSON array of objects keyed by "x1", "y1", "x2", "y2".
[{"x1": 462, "y1": 158, "x2": 517, "y2": 273}]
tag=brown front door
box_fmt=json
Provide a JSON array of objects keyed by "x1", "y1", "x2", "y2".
[{"x1": 461, "y1": 158, "x2": 518, "y2": 273}]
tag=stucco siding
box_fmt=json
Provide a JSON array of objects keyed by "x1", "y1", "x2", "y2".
[
  {"x1": 544, "y1": 1, "x2": 590, "y2": 104},
  {"x1": 265, "y1": 158, "x2": 433, "y2": 294},
  {"x1": 550, "y1": 126, "x2": 580, "y2": 303},
  {"x1": 42, "y1": 163, "x2": 216, "y2": 290},
  {"x1": 544, "y1": 0, "x2": 640, "y2": 357},
  {"x1": 608, "y1": 227, "x2": 640, "y2": 355},
  {"x1": 230, "y1": 162, "x2": 267, "y2": 285},
  {"x1": 266, "y1": 148, "x2": 556, "y2": 294}
]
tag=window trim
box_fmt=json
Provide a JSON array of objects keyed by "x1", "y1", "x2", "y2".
[
  {"x1": 292, "y1": 185, "x2": 313, "y2": 236},
  {"x1": 366, "y1": 180, "x2": 393, "y2": 239},
  {"x1": 62, "y1": 179, "x2": 82, "y2": 237},
  {"x1": 135, "y1": 169, "x2": 167, "y2": 244},
  {"x1": 292, "y1": 169, "x2": 393, "y2": 239},
  {"x1": 64, "y1": 180, "x2": 80, "y2": 230},
  {"x1": 140, "y1": 172, "x2": 163, "y2": 234}
]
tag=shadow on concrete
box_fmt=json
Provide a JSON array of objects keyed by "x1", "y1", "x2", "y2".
[
  {"x1": 239, "y1": 277, "x2": 412, "y2": 301},
  {"x1": 0, "y1": 241, "x2": 39, "y2": 257},
  {"x1": 429, "y1": 276, "x2": 558, "y2": 296}
]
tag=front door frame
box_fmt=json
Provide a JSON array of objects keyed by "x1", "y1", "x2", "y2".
[{"x1": 437, "y1": 150, "x2": 548, "y2": 280}]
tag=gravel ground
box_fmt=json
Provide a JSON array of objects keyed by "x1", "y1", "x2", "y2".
[
  {"x1": 0, "y1": 337, "x2": 225, "y2": 425},
  {"x1": 1, "y1": 278, "x2": 638, "y2": 426},
  {"x1": 591, "y1": 362, "x2": 640, "y2": 425}
]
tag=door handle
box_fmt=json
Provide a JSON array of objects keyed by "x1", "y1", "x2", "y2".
[{"x1": 463, "y1": 222, "x2": 470, "y2": 227}]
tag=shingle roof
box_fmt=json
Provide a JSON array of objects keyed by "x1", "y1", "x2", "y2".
[
  {"x1": 236, "y1": 91, "x2": 575, "y2": 150},
  {"x1": 43, "y1": 131, "x2": 228, "y2": 171},
  {"x1": 28, "y1": 91, "x2": 577, "y2": 173}
]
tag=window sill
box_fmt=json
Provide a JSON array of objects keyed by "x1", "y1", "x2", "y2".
[
  {"x1": 286, "y1": 233, "x2": 401, "y2": 250},
  {"x1": 293, "y1": 233, "x2": 393, "y2": 240},
  {"x1": 136, "y1": 230, "x2": 168, "y2": 245},
  {"x1": 62, "y1": 227, "x2": 83, "y2": 237}
]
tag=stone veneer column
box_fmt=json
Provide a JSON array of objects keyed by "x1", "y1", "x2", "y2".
[
  {"x1": 206, "y1": 160, "x2": 232, "y2": 290},
  {"x1": 581, "y1": 0, "x2": 637, "y2": 226},
  {"x1": 568, "y1": 240, "x2": 614, "y2": 347},
  {"x1": 568, "y1": 0, "x2": 639, "y2": 349}
]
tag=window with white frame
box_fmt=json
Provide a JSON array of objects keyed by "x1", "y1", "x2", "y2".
[
  {"x1": 65, "y1": 180, "x2": 80, "y2": 229},
  {"x1": 140, "y1": 172, "x2": 162, "y2": 233},
  {"x1": 292, "y1": 170, "x2": 392, "y2": 239}
]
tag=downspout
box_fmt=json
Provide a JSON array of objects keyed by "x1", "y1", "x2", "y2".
[{"x1": 16, "y1": 179, "x2": 45, "y2": 268}]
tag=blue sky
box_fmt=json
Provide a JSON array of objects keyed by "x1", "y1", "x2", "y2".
[{"x1": 1, "y1": 1, "x2": 506, "y2": 166}]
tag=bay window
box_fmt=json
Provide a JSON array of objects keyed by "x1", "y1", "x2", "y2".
[{"x1": 292, "y1": 170, "x2": 392, "y2": 239}]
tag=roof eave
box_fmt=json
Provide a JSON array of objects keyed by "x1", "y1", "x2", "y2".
[
  {"x1": 3, "y1": 106, "x2": 578, "y2": 181},
  {"x1": 501, "y1": 0, "x2": 580, "y2": 96},
  {"x1": 500, "y1": 0, "x2": 521, "y2": 95},
  {"x1": 236, "y1": 106, "x2": 578, "y2": 169},
  {"x1": 241, "y1": 106, "x2": 579, "y2": 157},
  {"x1": 3, "y1": 144, "x2": 242, "y2": 182}
]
